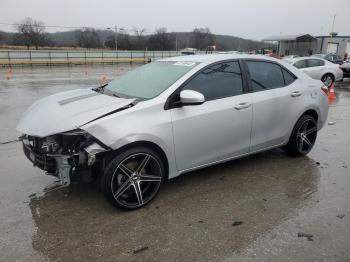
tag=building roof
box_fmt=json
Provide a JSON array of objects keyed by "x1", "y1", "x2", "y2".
[
  {"x1": 262, "y1": 34, "x2": 316, "y2": 42},
  {"x1": 316, "y1": 35, "x2": 350, "y2": 39}
]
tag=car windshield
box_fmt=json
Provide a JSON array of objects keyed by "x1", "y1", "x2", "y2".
[{"x1": 105, "y1": 61, "x2": 199, "y2": 99}]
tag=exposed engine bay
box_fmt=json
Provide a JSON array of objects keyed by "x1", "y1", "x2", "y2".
[{"x1": 21, "y1": 129, "x2": 108, "y2": 187}]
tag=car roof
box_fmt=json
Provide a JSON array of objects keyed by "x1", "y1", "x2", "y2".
[
  {"x1": 160, "y1": 54, "x2": 280, "y2": 64},
  {"x1": 285, "y1": 56, "x2": 329, "y2": 63}
]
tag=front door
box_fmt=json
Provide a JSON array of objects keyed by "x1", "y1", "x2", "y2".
[{"x1": 170, "y1": 61, "x2": 252, "y2": 172}]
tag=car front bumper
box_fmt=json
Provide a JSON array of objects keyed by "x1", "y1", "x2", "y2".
[{"x1": 21, "y1": 134, "x2": 108, "y2": 186}]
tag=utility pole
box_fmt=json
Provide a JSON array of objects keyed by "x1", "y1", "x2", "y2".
[
  {"x1": 114, "y1": 25, "x2": 118, "y2": 52},
  {"x1": 175, "y1": 33, "x2": 178, "y2": 51},
  {"x1": 331, "y1": 14, "x2": 336, "y2": 34}
]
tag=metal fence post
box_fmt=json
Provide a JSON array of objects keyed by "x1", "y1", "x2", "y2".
[
  {"x1": 85, "y1": 51, "x2": 87, "y2": 64},
  {"x1": 66, "y1": 51, "x2": 69, "y2": 65},
  {"x1": 130, "y1": 51, "x2": 133, "y2": 63},
  {"x1": 7, "y1": 51, "x2": 10, "y2": 65}
]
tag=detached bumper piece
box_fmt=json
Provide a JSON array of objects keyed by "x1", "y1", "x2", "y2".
[{"x1": 20, "y1": 132, "x2": 108, "y2": 187}]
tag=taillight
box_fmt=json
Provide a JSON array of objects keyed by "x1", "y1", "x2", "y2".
[{"x1": 321, "y1": 85, "x2": 328, "y2": 95}]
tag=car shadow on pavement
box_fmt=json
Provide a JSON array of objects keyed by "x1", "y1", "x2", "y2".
[{"x1": 28, "y1": 148, "x2": 320, "y2": 261}]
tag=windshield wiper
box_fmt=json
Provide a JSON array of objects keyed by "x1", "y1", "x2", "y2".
[{"x1": 92, "y1": 83, "x2": 108, "y2": 93}]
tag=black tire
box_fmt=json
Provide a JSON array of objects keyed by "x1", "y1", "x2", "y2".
[
  {"x1": 285, "y1": 115, "x2": 318, "y2": 157},
  {"x1": 102, "y1": 146, "x2": 165, "y2": 210},
  {"x1": 321, "y1": 73, "x2": 334, "y2": 87}
]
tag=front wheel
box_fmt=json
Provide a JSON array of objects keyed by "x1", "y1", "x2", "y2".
[
  {"x1": 102, "y1": 147, "x2": 164, "y2": 210},
  {"x1": 285, "y1": 115, "x2": 318, "y2": 157}
]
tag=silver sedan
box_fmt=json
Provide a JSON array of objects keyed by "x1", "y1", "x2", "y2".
[
  {"x1": 284, "y1": 57, "x2": 343, "y2": 87},
  {"x1": 17, "y1": 54, "x2": 329, "y2": 209}
]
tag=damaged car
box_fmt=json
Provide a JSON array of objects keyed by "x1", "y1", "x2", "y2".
[{"x1": 17, "y1": 54, "x2": 329, "y2": 210}]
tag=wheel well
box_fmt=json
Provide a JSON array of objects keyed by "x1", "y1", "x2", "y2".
[
  {"x1": 106, "y1": 141, "x2": 169, "y2": 179},
  {"x1": 301, "y1": 109, "x2": 318, "y2": 121},
  {"x1": 322, "y1": 72, "x2": 334, "y2": 80}
]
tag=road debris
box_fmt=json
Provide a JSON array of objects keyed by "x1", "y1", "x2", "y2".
[
  {"x1": 328, "y1": 121, "x2": 336, "y2": 125},
  {"x1": 298, "y1": 232, "x2": 314, "y2": 241},
  {"x1": 133, "y1": 246, "x2": 149, "y2": 254},
  {"x1": 232, "y1": 221, "x2": 243, "y2": 227},
  {"x1": 336, "y1": 214, "x2": 346, "y2": 219}
]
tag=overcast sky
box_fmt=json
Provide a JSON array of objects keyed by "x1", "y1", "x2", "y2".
[{"x1": 1, "y1": 0, "x2": 349, "y2": 40}]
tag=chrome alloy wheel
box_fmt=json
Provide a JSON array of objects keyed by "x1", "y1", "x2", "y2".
[
  {"x1": 110, "y1": 153, "x2": 162, "y2": 208},
  {"x1": 296, "y1": 119, "x2": 317, "y2": 154}
]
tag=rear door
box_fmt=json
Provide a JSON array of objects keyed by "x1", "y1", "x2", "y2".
[
  {"x1": 170, "y1": 60, "x2": 252, "y2": 171},
  {"x1": 302, "y1": 59, "x2": 326, "y2": 80},
  {"x1": 245, "y1": 60, "x2": 304, "y2": 152}
]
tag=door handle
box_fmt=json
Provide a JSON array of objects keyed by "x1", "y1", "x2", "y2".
[
  {"x1": 290, "y1": 91, "x2": 302, "y2": 97},
  {"x1": 234, "y1": 102, "x2": 251, "y2": 110}
]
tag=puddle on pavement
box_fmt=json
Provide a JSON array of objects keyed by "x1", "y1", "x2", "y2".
[{"x1": 28, "y1": 149, "x2": 320, "y2": 261}]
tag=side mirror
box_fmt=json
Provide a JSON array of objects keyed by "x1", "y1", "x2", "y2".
[{"x1": 179, "y1": 90, "x2": 205, "y2": 106}]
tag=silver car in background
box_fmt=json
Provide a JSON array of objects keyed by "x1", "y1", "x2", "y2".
[
  {"x1": 284, "y1": 57, "x2": 343, "y2": 87},
  {"x1": 17, "y1": 54, "x2": 329, "y2": 209}
]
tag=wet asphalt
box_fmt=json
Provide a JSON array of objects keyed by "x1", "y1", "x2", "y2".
[{"x1": 0, "y1": 65, "x2": 350, "y2": 262}]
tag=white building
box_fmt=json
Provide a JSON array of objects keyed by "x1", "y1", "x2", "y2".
[{"x1": 262, "y1": 34, "x2": 350, "y2": 57}]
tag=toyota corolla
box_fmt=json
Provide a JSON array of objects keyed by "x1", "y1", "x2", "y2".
[{"x1": 17, "y1": 54, "x2": 329, "y2": 209}]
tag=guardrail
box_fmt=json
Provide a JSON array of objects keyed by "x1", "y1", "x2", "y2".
[{"x1": 0, "y1": 50, "x2": 195, "y2": 66}]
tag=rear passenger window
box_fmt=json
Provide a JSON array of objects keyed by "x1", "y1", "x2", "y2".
[
  {"x1": 294, "y1": 60, "x2": 307, "y2": 69},
  {"x1": 182, "y1": 61, "x2": 243, "y2": 100},
  {"x1": 308, "y1": 59, "x2": 325, "y2": 67},
  {"x1": 246, "y1": 61, "x2": 285, "y2": 91},
  {"x1": 282, "y1": 69, "x2": 296, "y2": 86}
]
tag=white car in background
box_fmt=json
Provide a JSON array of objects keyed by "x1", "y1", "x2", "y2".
[
  {"x1": 340, "y1": 59, "x2": 350, "y2": 79},
  {"x1": 284, "y1": 57, "x2": 343, "y2": 87}
]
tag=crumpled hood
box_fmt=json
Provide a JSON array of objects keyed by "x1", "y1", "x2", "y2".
[{"x1": 17, "y1": 88, "x2": 135, "y2": 137}]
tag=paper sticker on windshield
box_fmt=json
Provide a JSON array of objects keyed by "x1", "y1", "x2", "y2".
[{"x1": 173, "y1": 62, "x2": 196, "y2": 67}]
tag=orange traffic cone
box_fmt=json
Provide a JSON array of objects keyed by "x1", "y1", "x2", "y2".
[{"x1": 328, "y1": 83, "x2": 336, "y2": 103}]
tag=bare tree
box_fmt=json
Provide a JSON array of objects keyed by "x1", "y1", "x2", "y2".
[
  {"x1": 15, "y1": 17, "x2": 48, "y2": 49},
  {"x1": 148, "y1": 27, "x2": 173, "y2": 51},
  {"x1": 190, "y1": 28, "x2": 215, "y2": 50},
  {"x1": 105, "y1": 32, "x2": 132, "y2": 50},
  {"x1": 133, "y1": 27, "x2": 146, "y2": 50},
  {"x1": 76, "y1": 28, "x2": 101, "y2": 49}
]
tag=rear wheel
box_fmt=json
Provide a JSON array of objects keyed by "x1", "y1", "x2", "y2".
[
  {"x1": 285, "y1": 115, "x2": 318, "y2": 157},
  {"x1": 321, "y1": 73, "x2": 334, "y2": 87},
  {"x1": 102, "y1": 147, "x2": 164, "y2": 210}
]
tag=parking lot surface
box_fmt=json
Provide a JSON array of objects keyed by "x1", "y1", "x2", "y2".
[{"x1": 0, "y1": 65, "x2": 350, "y2": 261}]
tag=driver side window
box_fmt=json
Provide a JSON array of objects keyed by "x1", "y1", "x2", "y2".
[{"x1": 182, "y1": 61, "x2": 243, "y2": 100}]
